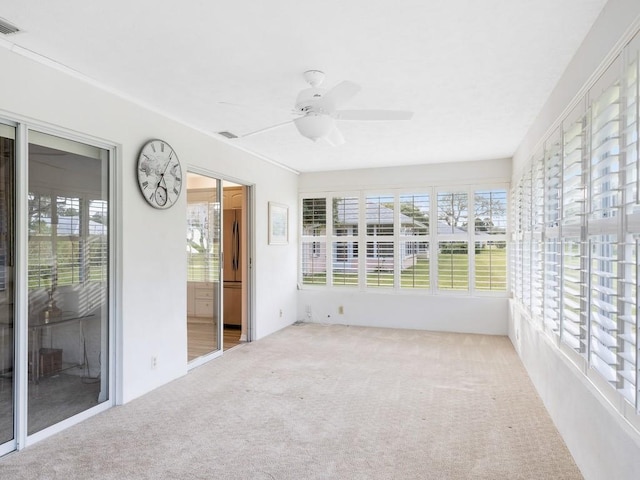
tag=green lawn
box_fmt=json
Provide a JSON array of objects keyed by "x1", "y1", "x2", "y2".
[{"x1": 303, "y1": 247, "x2": 506, "y2": 291}]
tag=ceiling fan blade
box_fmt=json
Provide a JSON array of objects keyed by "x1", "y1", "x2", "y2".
[
  {"x1": 324, "y1": 125, "x2": 345, "y2": 147},
  {"x1": 319, "y1": 81, "x2": 361, "y2": 111},
  {"x1": 334, "y1": 109, "x2": 414, "y2": 121},
  {"x1": 238, "y1": 119, "x2": 294, "y2": 138}
]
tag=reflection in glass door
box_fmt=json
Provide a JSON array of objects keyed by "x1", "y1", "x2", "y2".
[
  {"x1": 186, "y1": 173, "x2": 221, "y2": 362},
  {"x1": 0, "y1": 124, "x2": 15, "y2": 454},
  {"x1": 27, "y1": 131, "x2": 110, "y2": 435}
]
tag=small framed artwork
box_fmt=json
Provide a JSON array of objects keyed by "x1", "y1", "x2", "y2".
[{"x1": 268, "y1": 202, "x2": 289, "y2": 245}]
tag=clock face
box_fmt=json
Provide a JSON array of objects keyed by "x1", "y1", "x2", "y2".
[{"x1": 137, "y1": 139, "x2": 182, "y2": 209}]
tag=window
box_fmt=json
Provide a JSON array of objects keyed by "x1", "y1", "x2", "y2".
[
  {"x1": 366, "y1": 195, "x2": 395, "y2": 287},
  {"x1": 186, "y1": 192, "x2": 220, "y2": 283},
  {"x1": 301, "y1": 198, "x2": 327, "y2": 285},
  {"x1": 561, "y1": 237, "x2": 585, "y2": 352},
  {"x1": 589, "y1": 236, "x2": 618, "y2": 386},
  {"x1": 332, "y1": 196, "x2": 359, "y2": 286},
  {"x1": 399, "y1": 194, "x2": 430, "y2": 290},
  {"x1": 300, "y1": 186, "x2": 507, "y2": 295},
  {"x1": 511, "y1": 35, "x2": 640, "y2": 419},
  {"x1": 474, "y1": 190, "x2": 507, "y2": 291},
  {"x1": 543, "y1": 237, "x2": 561, "y2": 334},
  {"x1": 437, "y1": 191, "x2": 468, "y2": 291},
  {"x1": 28, "y1": 193, "x2": 107, "y2": 289},
  {"x1": 437, "y1": 191, "x2": 468, "y2": 234}
]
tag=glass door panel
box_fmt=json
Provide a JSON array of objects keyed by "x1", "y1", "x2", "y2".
[
  {"x1": 186, "y1": 173, "x2": 221, "y2": 361},
  {"x1": 0, "y1": 124, "x2": 15, "y2": 450},
  {"x1": 27, "y1": 131, "x2": 109, "y2": 435}
]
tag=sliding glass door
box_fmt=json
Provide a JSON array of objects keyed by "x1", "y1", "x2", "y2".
[
  {"x1": 0, "y1": 124, "x2": 15, "y2": 454},
  {"x1": 186, "y1": 172, "x2": 222, "y2": 362},
  {"x1": 27, "y1": 131, "x2": 110, "y2": 435}
]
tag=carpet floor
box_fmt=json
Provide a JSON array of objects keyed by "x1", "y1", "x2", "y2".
[{"x1": 0, "y1": 323, "x2": 582, "y2": 479}]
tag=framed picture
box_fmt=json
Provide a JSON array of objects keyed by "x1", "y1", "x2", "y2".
[{"x1": 268, "y1": 202, "x2": 289, "y2": 245}]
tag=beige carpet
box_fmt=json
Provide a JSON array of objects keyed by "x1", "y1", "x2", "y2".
[{"x1": 0, "y1": 323, "x2": 582, "y2": 479}]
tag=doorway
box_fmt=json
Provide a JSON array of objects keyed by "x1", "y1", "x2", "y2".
[
  {"x1": 186, "y1": 174, "x2": 249, "y2": 364},
  {"x1": 222, "y1": 182, "x2": 247, "y2": 349},
  {"x1": 1, "y1": 124, "x2": 112, "y2": 455}
]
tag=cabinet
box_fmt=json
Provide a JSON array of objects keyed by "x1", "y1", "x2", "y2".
[
  {"x1": 224, "y1": 283, "x2": 241, "y2": 326},
  {"x1": 187, "y1": 282, "x2": 217, "y2": 317}
]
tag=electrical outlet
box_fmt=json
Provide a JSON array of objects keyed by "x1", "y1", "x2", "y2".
[
  {"x1": 151, "y1": 356, "x2": 157, "y2": 370},
  {"x1": 338, "y1": 305, "x2": 344, "y2": 314},
  {"x1": 279, "y1": 309, "x2": 283, "y2": 318}
]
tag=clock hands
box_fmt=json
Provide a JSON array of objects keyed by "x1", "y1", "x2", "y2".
[
  {"x1": 151, "y1": 149, "x2": 178, "y2": 208},
  {"x1": 137, "y1": 139, "x2": 182, "y2": 209}
]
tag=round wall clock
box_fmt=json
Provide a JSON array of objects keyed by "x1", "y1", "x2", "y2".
[{"x1": 136, "y1": 139, "x2": 182, "y2": 209}]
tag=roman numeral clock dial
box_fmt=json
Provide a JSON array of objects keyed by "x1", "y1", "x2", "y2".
[{"x1": 136, "y1": 139, "x2": 183, "y2": 209}]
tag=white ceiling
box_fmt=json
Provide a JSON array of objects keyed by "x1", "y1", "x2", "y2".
[{"x1": 0, "y1": 1, "x2": 607, "y2": 173}]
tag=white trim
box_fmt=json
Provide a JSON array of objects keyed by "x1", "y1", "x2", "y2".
[
  {"x1": 0, "y1": 116, "x2": 119, "y2": 451},
  {"x1": 514, "y1": 14, "x2": 640, "y2": 180},
  {"x1": 0, "y1": 40, "x2": 300, "y2": 176},
  {"x1": 14, "y1": 123, "x2": 28, "y2": 451},
  {"x1": 24, "y1": 401, "x2": 111, "y2": 448}
]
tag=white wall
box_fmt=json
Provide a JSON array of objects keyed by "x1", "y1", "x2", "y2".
[
  {"x1": 298, "y1": 158, "x2": 511, "y2": 335},
  {"x1": 510, "y1": 302, "x2": 640, "y2": 479},
  {"x1": 513, "y1": 0, "x2": 640, "y2": 174},
  {"x1": 510, "y1": 1, "x2": 640, "y2": 479},
  {"x1": 0, "y1": 46, "x2": 299, "y2": 404},
  {"x1": 300, "y1": 290, "x2": 507, "y2": 334}
]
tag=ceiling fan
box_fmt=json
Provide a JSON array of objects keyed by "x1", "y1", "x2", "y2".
[{"x1": 227, "y1": 70, "x2": 413, "y2": 146}]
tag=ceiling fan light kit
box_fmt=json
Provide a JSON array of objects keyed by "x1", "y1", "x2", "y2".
[
  {"x1": 294, "y1": 114, "x2": 333, "y2": 142},
  {"x1": 235, "y1": 70, "x2": 413, "y2": 145}
]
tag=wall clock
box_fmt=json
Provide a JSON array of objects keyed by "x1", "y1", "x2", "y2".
[{"x1": 137, "y1": 139, "x2": 182, "y2": 209}]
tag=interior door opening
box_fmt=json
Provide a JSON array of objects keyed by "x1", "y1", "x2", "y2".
[
  {"x1": 186, "y1": 175, "x2": 249, "y2": 363},
  {"x1": 222, "y1": 182, "x2": 247, "y2": 349}
]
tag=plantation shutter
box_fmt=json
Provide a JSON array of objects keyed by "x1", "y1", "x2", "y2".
[
  {"x1": 561, "y1": 103, "x2": 588, "y2": 351},
  {"x1": 621, "y1": 32, "x2": 640, "y2": 408},
  {"x1": 365, "y1": 195, "x2": 395, "y2": 287},
  {"x1": 301, "y1": 198, "x2": 327, "y2": 285},
  {"x1": 399, "y1": 193, "x2": 430, "y2": 290},
  {"x1": 588, "y1": 57, "x2": 623, "y2": 390},
  {"x1": 541, "y1": 131, "x2": 561, "y2": 335},
  {"x1": 474, "y1": 189, "x2": 507, "y2": 292},
  {"x1": 436, "y1": 191, "x2": 468, "y2": 291},
  {"x1": 332, "y1": 196, "x2": 359, "y2": 286},
  {"x1": 531, "y1": 154, "x2": 545, "y2": 317}
]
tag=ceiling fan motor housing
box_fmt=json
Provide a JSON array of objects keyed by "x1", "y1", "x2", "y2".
[{"x1": 295, "y1": 88, "x2": 332, "y2": 115}]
